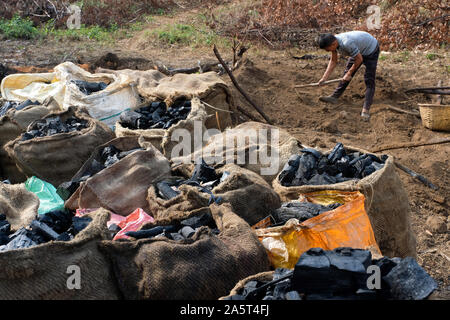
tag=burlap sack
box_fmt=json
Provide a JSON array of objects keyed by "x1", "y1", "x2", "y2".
[
  {"x1": 219, "y1": 271, "x2": 275, "y2": 300},
  {"x1": 65, "y1": 136, "x2": 171, "y2": 216},
  {"x1": 98, "y1": 203, "x2": 271, "y2": 300},
  {"x1": 0, "y1": 182, "x2": 39, "y2": 231},
  {"x1": 115, "y1": 97, "x2": 209, "y2": 157},
  {"x1": 4, "y1": 107, "x2": 115, "y2": 187},
  {"x1": 272, "y1": 146, "x2": 416, "y2": 259},
  {"x1": 0, "y1": 105, "x2": 50, "y2": 183},
  {"x1": 147, "y1": 163, "x2": 281, "y2": 225},
  {"x1": 0, "y1": 208, "x2": 121, "y2": 300},
  {"x1": 109, "y1": 69, "x2": 235, "y2": 130},
  {"x1": 172, "y1": 121, "x2": 303, "y2": 183}
]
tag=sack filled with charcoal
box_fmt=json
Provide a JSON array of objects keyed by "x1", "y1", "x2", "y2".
[
  {"x1": 98, "y1": 203, "x2": 271, "y2": 300},
  {"x1": 172, "y1": 121, "x2": 303, "y2": 183},
  {"x1": 0, "y1": 208, "x2": 121, "y2": 299},
  {"x1": 147, "y1": 162, "x2": 281, "y2": 226},
  {"x1": 110, "y1": 69, "x2": 235, "y2": 131},
  {"x1": 273, "y1": 144, "x2": 416, "y2": 259},
  {"x1": 220, "y1": 247, "x2": 437, "y2": 300},
  {"x1": 115, "y1": 97, "x2": 209, "y2": 157},
  {"x1": 0, "y1": 101, "x2": 50, "y2": 183},
  {"x1": 64, "y1": 136, "x2": 171, "y2": 216},
  {"x1": 4, "y1": 106, "x2": 115, "y2": 187}
]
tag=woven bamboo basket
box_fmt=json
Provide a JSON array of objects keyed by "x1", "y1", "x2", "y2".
[{"x1": 418, "y1": 104, "x2": 450, "y2": 132}]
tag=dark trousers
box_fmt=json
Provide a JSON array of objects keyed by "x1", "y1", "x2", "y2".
[{"x1": 332, "y1": 45, "x2": 380, "y2": 110}]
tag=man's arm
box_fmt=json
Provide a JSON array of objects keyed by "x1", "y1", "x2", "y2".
[
  {"x1": 319, "y1": 50, "x2": 337, "y2": 85},
  {"x1": 343, "y1": 53, "x2": 363, "y2": 81}
]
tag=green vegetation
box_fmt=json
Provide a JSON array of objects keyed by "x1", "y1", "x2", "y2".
[
  {"x1": 394, "y1": 50, "x2": 410, "y2": 63},
  {"x1": 425, "y1": 53, "x2": 438, "y2": 60},
  {"x1": 154, "y1": 23, "x2": 225, "y2": 47},
  {"x1": 379, "y1": 55, "x2": 387, "y2": 61},
  {"x1": 0, "y1": 15, "x2": 39, "y2": 39}
]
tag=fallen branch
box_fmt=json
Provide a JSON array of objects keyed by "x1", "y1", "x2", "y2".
[
  {"x1": 385, "y1": 105, "x2": 421, "y2": 118},
  {"x1": 394, "y1": 162, "x2": 439, "y2": 191},
  {"x1": 405, "y1": 86, "x2": 450, "y2": 95},
  {"x1": 154, "y1": 61, "x2": 221, "y2": 76},
  {"x1": 213, "y1": 44, "x2": 273, "y2": 125},
  {"x1": 294, "y1": 78, "x2": 343, "y2": 88},
  {"x1": 372, "y1": 137, "x2": 450, "y2": 153}
]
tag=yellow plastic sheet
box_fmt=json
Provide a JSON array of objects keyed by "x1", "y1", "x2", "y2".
[{"x1": 255, "y1": 191, "x2": 381, "y2": 269}]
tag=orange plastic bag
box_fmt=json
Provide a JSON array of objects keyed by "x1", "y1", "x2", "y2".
[{"x1": 255, "y1": 191, "x2": 381, "y2": 269}]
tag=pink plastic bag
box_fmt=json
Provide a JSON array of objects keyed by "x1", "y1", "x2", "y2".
[
  {"x1": 76, "y1": 208, "x2": 126, "y2": 228},
  {"x1": 113, "y1": 208, "x2": 154, "y2": 240}
]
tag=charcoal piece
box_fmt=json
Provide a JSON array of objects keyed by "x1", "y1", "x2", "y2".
[
  {"x1": 88, "y1": 159, "x2": 106, "y2": 176},
  {"x1": 327, "y1": 143, "x2": 346, "y2": 163},
  {"x1": 307, "y1": 173, "x2": 337, "y2": 185},
  {"x1": 0, "y1": 214, "x2": 6, "y2": 221},
  {"x1": 362, "y1": 164, "x2": 376, "y2": 178},
  {"x1": 119, "y1": 110, "x2": 142, "y2": 129},
  {"x1": 125, "y1": 225, "x2": 177, "y2": 239},
  {"x1": 150, "y1": 121, "x2": 164, "y2": 129},
  {"x1": 72, "y1": 80, "x2": 108, "y2": 95},
  {"x1": 156, "y1": 181, "x2": 180, "y2": 200},
  {"x1": 0, "y1": 101, "x2": 18, "y2": 116},
  {"x1": 384, "y1": 257, "x2": 437, "y2": 300},
  {"x1": 69, "y1": 216, "x2": 92, "y2": 236},
  {"x1": 285, "y1": 291, "x2": 302, "y2": 300},
  {"x1": 56, "y1": 232, "x2": 73, "y2": 242},
  {"x1": 279, "y1": 155, "x2": 301, "y2": 185},
  {"x1": 30, "y1": 220, "x2": 60, "y2": 241},
  {"x1": 211, "y1": 228, "x2": 220, "y2": 235},
  {"x1": 262, "y1": 295, "x2": 275, "y2": 300},
  {"x1": 38, "y1": 210, "x2": 73, "y2": 234},
  {"x1": 17, "y1": 99, "x2": 39, "y2": 111},
  {"x1": 295, "y1": 153, "x2": 317, "y2": 181},
  {"x1": 336, "y1": 156, "x2": 354, "y2": 177},
  {"x1": 223, "y1": 295, "x2": 245, "y2": 300},
  {"x1": 372, "y1": 162, "x2": 384, "y2": 171},
  {"x1": 0, "y1": 220, "x2": 10, "y2": 234},
  {"x1": 181, "y1": 212, "x2": 215, "y2": 229},
  {"x1": 0, "y1": 229, "x2": 37, "y2": 252},
  {"x1": 301, "y1": 148, "x2": 323, "y2": 159},
  {"x1": 273, "y1": 201, "x2": 341, "y2": 224},
  {"x1": 273, "y1": 279, "x2": 291, "y2": 300},
  {"x1": 373, "y1": 257, "x2": 399, "y2": 277},
  {"x1": 316, "y1": 156, "x2": 329, "y2": 174},
  {"x1": 57, "y1": 180, "x2": 81, "y2": 200},
  {"x1": 0, "y1": 233, "x2": 9, "y2": 246},
  {"x1": 241, "y1": 280, "x2": 259, "y2": 297},
  {"x1": 1, "y1": 180, "x2": 11, "y2": 184},
  {"x1": 100, "y1": 145, "x2": 121, "y2": 162},
  {"x1": 190, "y1": 159, "x2": 219, "y2": 183},
  {"x1": 104, "y1": 154, "x2": 120, "y2": 167},
  {"x1": 170, "y1": 233, "x2": 185, "y2": 241},
  {"x1": 180, "y1": 226, "x2": 195, "y2": 238},
  {"x1": 292, "y1": 247, "x2": 372, "y2": 294}
]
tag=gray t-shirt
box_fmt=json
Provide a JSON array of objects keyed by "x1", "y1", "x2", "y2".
[{"x1": 335, "y1": 31, "x2": 378, "y2": 57}]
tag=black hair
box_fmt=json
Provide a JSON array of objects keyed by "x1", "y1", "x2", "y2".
[{"x1": 318, "y1": 33, "x2": 337, "y2": 49}]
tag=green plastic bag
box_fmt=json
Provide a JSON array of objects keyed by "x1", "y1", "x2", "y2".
[{"x1": 25, "y1": 176, "x2": 65, "y2": 215}]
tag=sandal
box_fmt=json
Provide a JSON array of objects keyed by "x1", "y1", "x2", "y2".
[{"x1": 361, "y1": 110, "x2": 370, "y2": 121}]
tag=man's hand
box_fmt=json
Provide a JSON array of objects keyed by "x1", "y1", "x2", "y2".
[
  {"x1": 343, "y1": 73, "x2": 352, "y2": 82},
  {"x1": 318, "y1": 78, "x2": 327, "y2": 86}
]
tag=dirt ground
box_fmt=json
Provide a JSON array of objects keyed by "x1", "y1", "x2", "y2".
[{"x1": 0, "y1": 19, "x2": 449, "y2": 298}]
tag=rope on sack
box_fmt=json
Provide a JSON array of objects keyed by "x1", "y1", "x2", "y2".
[{"x1": 199, "y1": 100, "x2": 234, "y2": 113}]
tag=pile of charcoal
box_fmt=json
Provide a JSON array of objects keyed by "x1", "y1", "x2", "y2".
[
  {"x1": 21, "y1": 116, "x2": 89, "y2": 141},
  {"x1": 0, "y1": 99, "x2": 40, "y2": 117},
  {"x1": 58, "y1": 145, "x2": 144, "y2": 199},
  {"x1": 0, "y1": 211, "x2": 91, "y2": 252},
  {"x1": 272, "y1": 201, "x2": 342, "y2": 226},
  {"x1": 119, "y1": 100, "x2": 191, "y2": 130},
  {"x1": 156, "y1": 160, "x2": 229, "y2": 204},
  {"x1": 113, "y1": 211, "x2": 219, "y2": 241},
  {"x1": 224, "y1": 247, "x2": 437, "y2": 300},
  {"x1": 279, "y1": 143, "x2": 387, "y2": 187},
  {"x1": 71, "y1": 80, "x2": 108, "y2": 95}
]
